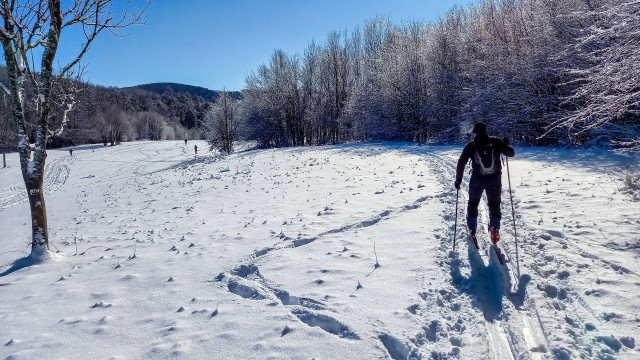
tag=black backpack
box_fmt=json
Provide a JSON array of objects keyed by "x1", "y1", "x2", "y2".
[{"x1": 473, "y1": 142, "x2": 498, "y2": 175}]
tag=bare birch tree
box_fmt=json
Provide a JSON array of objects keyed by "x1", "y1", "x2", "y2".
[{"x1": 0, "y1": 0, "x2": 149, "y2": 256}]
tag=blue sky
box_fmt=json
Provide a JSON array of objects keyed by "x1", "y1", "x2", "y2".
[{"x1": 56, "y1": 0, "x2": 476, "y2": 91}]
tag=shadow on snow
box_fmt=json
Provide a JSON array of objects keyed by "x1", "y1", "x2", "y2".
[
  {"x1": 0, "y1": 249, "x2": 49, "y2": 277},
  {"x1": 449, "y1": 240, "x2": 531, "y2": 321}
]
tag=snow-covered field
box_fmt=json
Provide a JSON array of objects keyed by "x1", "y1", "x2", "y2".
[{"x1": 1, "y1": 141, "x2": 638, "y2": 359}]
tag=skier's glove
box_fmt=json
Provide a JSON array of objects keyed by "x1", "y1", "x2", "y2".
[
  {"x1": 502, "y1": 137, "x2": 510, "y2": 146},
  {"x1": 454, "y1": 179, "x2": 461, "y2": 190}
]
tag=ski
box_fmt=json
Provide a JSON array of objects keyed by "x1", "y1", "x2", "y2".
[
  {"x1": 486, "y1": 224, "x2": 506, "y2": 265},
  {"x1": 492, "y1": 244, "x2": 505, "y2": 265},
  {"x1": 469, "y1": 233, "x2": 480, "y2": 249}
]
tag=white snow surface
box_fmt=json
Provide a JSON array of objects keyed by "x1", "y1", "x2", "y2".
[{"x1": 1, "y1": 141, "x2": 639, "y2": 359}]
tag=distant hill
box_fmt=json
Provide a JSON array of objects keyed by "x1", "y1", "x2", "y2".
[{"x1": 127, "y1": 82, "x2": 242, "y2": 101}]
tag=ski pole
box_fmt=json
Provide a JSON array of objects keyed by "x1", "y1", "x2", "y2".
[
  {"x1": 453, "y1": 188, "x2": 459, "y2": 251},
  {"x1": 505, "y1": 156, "x2": 520, "y2": 278}
]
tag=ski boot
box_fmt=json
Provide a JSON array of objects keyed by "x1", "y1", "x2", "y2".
[
  {"x1": 489, "y1": 225, "x2": 500, "y2": 244},
  {"x1": 488, "y1": 225, "x2": 505, "y2": 264}
]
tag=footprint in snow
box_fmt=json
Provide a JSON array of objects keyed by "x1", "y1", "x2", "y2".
[
  {"x1": 378, "y1": 333, "x2": 419, "y2": 360},
  {"x1": 227, "y1": 281, "x2": 266, "y2": 300},
  {"x1": 620, "y1": 336, "x2": 635, "y2": 349},
  {"x1": 546, "y1": 229, "x2": 565, "y2": 238},
  {"x1": 291, "y1": 308, "x2": 359, "y2": 340},
  {"x1": 407, "y1": 304, "x2": 419, "y2": 315},
  {"x1": 596, "y1": 335, "x2": 623, "y2": 352},
  {"x1": 447, "y1": 336, "x2": 463, "y2": 352},
  {"x1": 412, "y1": 320, "x2": 440, "y2": 345},
  {"x1": 602, "y1": 312, "x2": 620, "y2": 322}
]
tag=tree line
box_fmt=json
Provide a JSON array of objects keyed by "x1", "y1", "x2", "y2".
[
  {"x1": 243, "y1": 0, "x2": 639, "y2": 150},
  {"x1": 0, "y1": 78, "x2": 241, "y2": 151}
]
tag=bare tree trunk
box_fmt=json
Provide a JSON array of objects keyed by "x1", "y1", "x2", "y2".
[{"x1": 26, "y1": 176, "x2": 48, "y2": 249}]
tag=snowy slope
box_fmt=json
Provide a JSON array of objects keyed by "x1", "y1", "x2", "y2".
[{"x1": 0, "y1": 141, "x2": 638, "y2": 359}]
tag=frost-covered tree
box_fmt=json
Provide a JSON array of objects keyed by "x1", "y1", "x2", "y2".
[
  {"x1": 241, "y1": 0, "x2": 637, "y2": 149},
  {"x1": 135, "y1": 111, "x2": 167, "y2": 140},
  {"x1": 381, "y1": 22, "x2": 431, "y2": 140},
  {"x1": 0, "y1": 0, "x2": 148, "y2": 255},
  {"x1": 344, "y1": 16, "x2": 393, "y2": 139},
  {"x1": 548, "y1": 0, "x2": 640, "y2": 148},
  {"x1": 244, "y1": 50, "x2": 303, "y2": 147},
  {"x1": 206, "y1": 90, "x2": 239, "y2": 154},
  {"x1": 97, "y1": 105, "x2": 130, "y2": 146}
]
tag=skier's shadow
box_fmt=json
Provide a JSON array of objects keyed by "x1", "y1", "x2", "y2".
[{"x1": 449, "y1": 241, "x2": 530, "y2": 321}]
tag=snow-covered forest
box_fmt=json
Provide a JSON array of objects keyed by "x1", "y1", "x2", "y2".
[
  {"x1": 0, "y1": 78, "x2": 221, "y2": 148},
  {"x1": 243, "y1": 0, "x2": 639, "y2": 148}
]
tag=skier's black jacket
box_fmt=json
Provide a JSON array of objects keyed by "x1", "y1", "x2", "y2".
[{"x1": 455, "y1": 135, "x2": 515, "y2": 182}]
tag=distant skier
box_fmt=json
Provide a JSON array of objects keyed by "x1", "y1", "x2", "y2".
[
  {"x1": 454, "y1": 122, "x2": 514, "y2": 246},
  {"x1": 184, "y1": 139, "x2": 187, "y2": 145},
  {"x1": 194, "y1": 144, "x2": 198, "y2": 155},
  {"x1": 69, "y1": 148, "x2": 73, "y2": 156}
]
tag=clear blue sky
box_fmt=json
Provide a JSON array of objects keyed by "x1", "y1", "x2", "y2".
[{"x1": 57, "y1": 0, "x2": 476, "y2": 91}]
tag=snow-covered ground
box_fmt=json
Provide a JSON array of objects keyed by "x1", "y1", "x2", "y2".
[{"x1": 1, "y1": 141, "x2": 638, "y2": 359}]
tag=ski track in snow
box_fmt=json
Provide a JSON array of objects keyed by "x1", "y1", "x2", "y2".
[
  {"x1": 0, "y1": 155, "x2": 73, "y2": 209},
  {"x1": 210, "y1": 148, "x2": 552, "y2": 359},
  {"x1": 434, "y1": 148, "x2": 640, "y2": 360},
  {"x1": 0, "y1": 142, "x2": 186, "y2": 210},
  {"x1": 422, "y1": 152, "x2": 548, "y2": 360}
]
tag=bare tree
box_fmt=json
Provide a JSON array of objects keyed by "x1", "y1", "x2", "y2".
[
  {"x1": 0, "y1": 0, "x2": 149, "y2": 255},
  {"x1": 96, "y1": 105, "x2": 130, "y2": 146},
  {"x1": 135, "y1": 111, "x2": 166, "y2": 140},
  {"x1": 206, "y1": 90, "x2": 239, "y2": 154},
  {"x1": 244, "y1": 50, "x2": 302, "y2": 147},
  {"x1": 380, "y1": 22, "x2": 431, "y2": 140}
]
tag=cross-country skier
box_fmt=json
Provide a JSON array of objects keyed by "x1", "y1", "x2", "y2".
[{"x1": 454, "y1": 122, "x2": 514, "y2": 246}]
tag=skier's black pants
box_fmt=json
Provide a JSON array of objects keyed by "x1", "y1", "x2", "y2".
[{"x1": 467, "y1": 173, "x2": 502, "y2": 232}]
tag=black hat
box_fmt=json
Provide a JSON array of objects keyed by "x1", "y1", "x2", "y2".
[{"x1": 472, "y1": 122, "x2": 487, "y2": 135}]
